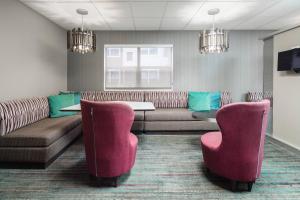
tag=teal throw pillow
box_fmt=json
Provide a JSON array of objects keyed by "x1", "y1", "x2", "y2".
[
  {"x1": 210, "y1": 92, "x2": 221, "y2": 110},
  {"x1": 48, "y1": 94, "x2": 77, "y2": 118},
  {"x1": 59, "y1": 91, "x2": 81, "y2": 104},
  {"x1": 188, "y1": 91, "x2": 211, "y2": 112}
]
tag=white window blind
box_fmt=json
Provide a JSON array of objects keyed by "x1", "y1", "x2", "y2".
[{"x1": 104, "y1": 45, "x2": 173, "y2": 90}]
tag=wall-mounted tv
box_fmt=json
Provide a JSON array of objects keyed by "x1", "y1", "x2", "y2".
[{"x1": 277, "y1": 48, "x2": 300, "y2": 73}]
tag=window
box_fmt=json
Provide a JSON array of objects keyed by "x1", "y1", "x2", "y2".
[
  {"x1": 127, "y1": 52, "x2": 133, "y2": 61},
  {"x1": 107, "y1": 48, "x2": 120, "y2": 57},
  {"x1": 122, "y1": 48, "x2": 137, "y2": 67},
  {"x1": 104, "y1": 45, "x2": 173, "y2": 90},
  {"x1": 149, "y1": 48, "x2": 158, "y2": 55}
]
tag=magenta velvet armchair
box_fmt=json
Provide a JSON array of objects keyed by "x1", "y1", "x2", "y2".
[
  {"x1": 200, "y1": 100, "x2": 270, "y2": 191},
  {"x1": 81, "y1": 100, "x2": 138, "y2": 187}
]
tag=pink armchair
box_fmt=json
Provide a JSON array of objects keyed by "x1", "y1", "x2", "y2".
[
  {"x1": 81, "y1": 100, "x2": 138, "y2": 187},
  {"x1": 200, "y1": 100, "x2": 270, "y2": 191}
]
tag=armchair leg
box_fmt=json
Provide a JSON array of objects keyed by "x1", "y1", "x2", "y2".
[
  {"x1": 231, "y1": 181, "x2": 238, "y2": 192},
  {"x1": 112, "y1": 177, "x2": 118, "y2": 187},
  {"x1": 231, "y1": 180, "x2": 254, "y2": 192},
  {"x1": 91, "y1": 176, "x2": 119, "y2": 187},
  {"x1": 247, "y1": 182, "x2": 254, "y2": 192},
  {"x1": 206, "y1": 167, "x2": 210, "y2": 174}
]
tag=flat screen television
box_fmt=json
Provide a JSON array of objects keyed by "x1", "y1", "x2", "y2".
[{"x1": 278, "y1": 48, "x2": 300, "y2": 73}]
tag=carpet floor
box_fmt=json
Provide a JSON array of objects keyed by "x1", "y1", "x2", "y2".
[{"x1": 0, "y1": 135, "x2": 299, "y2": 199}]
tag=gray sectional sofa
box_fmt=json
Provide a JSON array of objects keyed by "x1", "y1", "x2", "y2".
[
  {"x1": 0, "y1": 97, "x2": 82, "y2": 168},
  {"x1": 0, "y1": 91, "x2": 231, "y2": 168}
]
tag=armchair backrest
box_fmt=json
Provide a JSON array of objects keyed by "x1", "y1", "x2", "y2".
[
  {"x1": 81, "y1": 100, "x2": 135, "y2": 177},
  {"x1": 216, "y1": 100, "x2": 270, "y2": 178}
]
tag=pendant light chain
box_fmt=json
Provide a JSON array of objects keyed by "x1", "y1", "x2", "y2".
[
  {"x1": 212, "y1": 14, "x2": 215, "y2": 30},
  {"x1": 81, "y1": 15, "x2": 84, "y2": 31}
]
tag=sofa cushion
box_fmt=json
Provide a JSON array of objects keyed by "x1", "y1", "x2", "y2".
[
  {"x1": 210, "y1": 92, "x2": 221, "y2": 110},
  {"x1": 144, "y1": 121, "x2": 219, "y2": 131},
  {"x1": 94, "y1": 91, "x2": 144, "y2": 102},
  {"x1": 48, "y1": 94, "x2": 77, "y2": 118},
  {"x1": 134, "y1": 111, "x2": 144, "y2": 121},
  {"x1": 145, "y1": 108, "x2": 201, "y2": 121},
  {"x1": 188, "y1": 91, "x2": 211, "y2": 111},
  {"x1": 59, "y1": 91, "x2": 81, "y2": 104},
  {"x1": 221, "y1": 91, "x2": 232, "y2": 107},
  {"x1": 0, "y1": 115, "x2": 82, "y2": 147},
  {"x1": 81, "y1": 91, "x2": 95, "y2": 101},
  {"x1": 144, "y1": 91, "x2": 188, "y2": 108},
  {"x1": 0, "y1": 125, "x2": 82, "y2": 163},
  {"x1": 0, "y1": 97, "x2": 49, "y2": 136}
]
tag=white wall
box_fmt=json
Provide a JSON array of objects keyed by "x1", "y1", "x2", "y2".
[
  {"x1": 273, "y1": 27, "x2": 300, "y2": 150},
  {"x1": 0, "y1": 0, "x2": 67, "y2": 101}
]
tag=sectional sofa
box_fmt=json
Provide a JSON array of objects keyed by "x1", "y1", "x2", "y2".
[
  {"x1": 0, "y1": 97, "x2": 82, "y2": 168},
  {"x1": 0, "y1": 91, "x2": 231, "y2": 168}
]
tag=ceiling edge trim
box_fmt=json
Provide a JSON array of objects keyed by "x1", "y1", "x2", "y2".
[{"x1": 261, "y1": 24, "x2": 300, "y2": 40}]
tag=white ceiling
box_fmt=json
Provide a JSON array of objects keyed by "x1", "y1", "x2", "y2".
[{"x1": 20, "y1": 0, "x2": 300, "y2": 31}]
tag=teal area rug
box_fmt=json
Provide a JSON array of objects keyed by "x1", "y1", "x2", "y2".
[{"x1": 0, "y1": 135, "x2": 299, "y2": 199}]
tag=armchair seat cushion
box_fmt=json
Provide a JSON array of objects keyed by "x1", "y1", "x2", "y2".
[
  {"x1": 0, "y1": 115, "x2": 82, "y2": 147},
  {"x1": 145, "y1": 109, "x2": 201, "y2": 121},
  {"x1": 200, "y1": 131, "x2": 222, "y2": 150},
  {"x1": 128, "y1": 133, "x2": 138, "y2": 167}
]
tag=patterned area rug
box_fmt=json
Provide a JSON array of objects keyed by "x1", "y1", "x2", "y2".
[{"x1": 0, "y1": 135, "x2": 299, "y2": 199}]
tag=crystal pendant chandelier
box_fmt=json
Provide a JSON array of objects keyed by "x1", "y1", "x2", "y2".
[
  {"x1": 199, "y1": 8, "x2": 229, "y2": 54},
  {"x1": 67, "y1": 9, "x2": 96, "y2": 54}
]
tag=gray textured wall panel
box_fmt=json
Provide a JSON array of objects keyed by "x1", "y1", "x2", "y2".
[{"x1": 68, "y1": 30, "x2": 271, "y2": 101}]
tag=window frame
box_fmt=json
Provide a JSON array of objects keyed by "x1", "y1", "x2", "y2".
[{"x1": 104, "y1": 44, "x2": 174, "y2": 91}]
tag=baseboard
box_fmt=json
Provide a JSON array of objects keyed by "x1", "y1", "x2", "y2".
[
  {"x1": 266, "y1": 135, "x2": 300, "y2": 153},
  {"x1": 266, "y1": 132, "x2": 272, "y2": 136},
  {"x1": 144, "y1": 131, "x2": 208, "y2": 135}
]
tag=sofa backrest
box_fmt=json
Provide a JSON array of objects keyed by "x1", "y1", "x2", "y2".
[
  {"x1": 220, "y1": 91, "x2": 232, "y2": 107},
  {"x1": 246, "y1": 91, "x2": 273, "y2": 107},
  {"x1": 247, "y1": 91, "x2": 264, "y2": 102},
  {"x1": 94, "y1": 91, "x2": 144, "y2": 102},
  {"x1": 144, "y1": 91, "x2": 232, "y2": 108},
  {"x1": 144, "y1": 91, "x2": 188, "y2": 108},
  {"x1": 0, "y1": 97, "x2": 49, "y2": 136},
  {"x1": 81, "y1": 91, "x2": 95, "y2": 101},
  {"x1": 80, "y1": 91, "x2": 232, "y2": 109}
]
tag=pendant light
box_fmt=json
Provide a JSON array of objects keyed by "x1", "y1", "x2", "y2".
[
  {"x1": 67, "y1": 9, "x2": 96, "y2": 54},
  {"x1": 199, "y1": 8, "x2": 229, "y2": 54}
]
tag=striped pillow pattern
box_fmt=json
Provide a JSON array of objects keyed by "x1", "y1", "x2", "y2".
[
  {"x1": 94, "y1": 91, "x2": 144, "y2": 102},
  {"x1": 247, "y1": 91, "x2": 273, "y2": 107},
  {"x1": 0, "y1": 97, "x2": 49, "y2": 136},
  {"x1": 220, "y1": 91, "x2": 232, "y2": 107},
  {"x1": 144, "y1": 91, "x2": 188, "y2": 108},
  {"x1": 81, "y1": 91, "x2": 95, "y2": 101},
  {"x1": 247, "y1": 92, "x2": 264, "y2": 102},
  {"x1": 263, "y1": 91, "x2": 273, "y2": 107}
]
